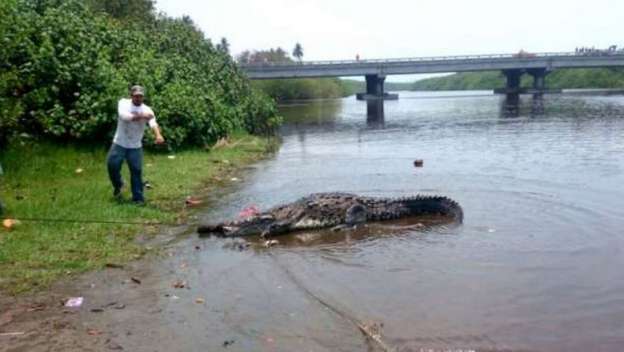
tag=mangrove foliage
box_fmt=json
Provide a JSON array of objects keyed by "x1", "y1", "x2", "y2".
[{"x1": 0, "y1": 0, "x2": 280, "y2": 148}]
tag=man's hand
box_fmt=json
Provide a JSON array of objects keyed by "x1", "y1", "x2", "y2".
[
  {"x1": 153, "y1": 125, "x2": 165, "y2": 145},
  {"x1": 131, "y1": 112, "x2": 154, "y2": 121}
]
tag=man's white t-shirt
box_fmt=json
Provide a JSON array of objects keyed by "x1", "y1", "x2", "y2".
[{"x1": 113, "y1": 98, "x2": 158, "y2": 149}]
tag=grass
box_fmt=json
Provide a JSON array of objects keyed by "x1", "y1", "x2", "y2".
[{"x1": 0, "y1": 132, "x2": 276, "y2": 294}]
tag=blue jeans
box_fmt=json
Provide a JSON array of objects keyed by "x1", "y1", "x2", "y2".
[{"x1": 107, "y1": 144, "x2": 144, "y2": 202}]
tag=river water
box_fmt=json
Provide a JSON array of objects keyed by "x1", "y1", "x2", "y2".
[{"x1": 163, "y1": 91, "x2": 624, "y2": 352}]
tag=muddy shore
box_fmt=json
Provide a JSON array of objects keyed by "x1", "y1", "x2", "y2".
[{"x1": 0, "y1": 224, "x2": 384, "y2": 352}]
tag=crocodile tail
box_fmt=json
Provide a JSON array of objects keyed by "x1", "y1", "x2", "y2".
[{"x1": 401, "y1": 195, "x2": 463, "y2": 223}]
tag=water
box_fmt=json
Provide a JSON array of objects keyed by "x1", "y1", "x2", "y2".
[{"x1": 175, "y1": 91, "x2": 624, "y2": 351}]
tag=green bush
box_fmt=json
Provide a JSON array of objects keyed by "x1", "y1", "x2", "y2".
[
  {"x1": 252, "y1": 78, "x2": 350, "y2": 101},
  {"x1": 0, "y1": 0, "x2": 279, "y2": 148}
]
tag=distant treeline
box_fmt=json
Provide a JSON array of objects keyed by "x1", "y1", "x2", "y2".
[
  {"x1": 253, "y1": 78, "x2": 352, "y2": 101},
  {"x1": 238, "y1": 48, "x2": 354, "y2": 101},
  {"x1": 251, "y1": 78, "x2": 414, "y2": 102},
  {"x1": 411, "y1": 68, "x2": 624, "y2": 91}
]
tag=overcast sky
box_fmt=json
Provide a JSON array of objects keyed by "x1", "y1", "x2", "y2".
[{"x1": 156, "y1": 0, "x2": 623, "y2": 81}]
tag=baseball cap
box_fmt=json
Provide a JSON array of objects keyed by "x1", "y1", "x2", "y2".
[{"x1": 130, "y1": 85, "x2": 145, "y2": 96}]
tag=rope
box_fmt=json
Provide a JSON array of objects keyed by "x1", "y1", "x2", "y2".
[
  {"x1": 267, "y1": 251, "x2": 396, "y2": 352},
  {"x1": 2, "y1": 216, "x2": 170, "y2": 226}
]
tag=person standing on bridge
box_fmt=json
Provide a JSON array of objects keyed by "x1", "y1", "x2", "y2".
[{"x1": 107, "y1": 85, "x2": 165, "y2": 205}]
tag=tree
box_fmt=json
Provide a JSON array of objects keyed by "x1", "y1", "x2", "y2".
[
  {"x1": 237, "y1": 50, "x2": 251, "y2": 64},
  {"x1": 292, "y1": 43, "x2": 303, "y2": 62},
  {"x1": 217, "y1": 37, "x2": 230, "y2": 54},
  {"x1": 238, "y1": 48, "x2": 291, "y2": 64},
  {"x1": 0, "y1": 0, "x2": 279, "y2": 148},
  {"x1": 87, "y1": 0, "x2": 155, "y2": 23}
]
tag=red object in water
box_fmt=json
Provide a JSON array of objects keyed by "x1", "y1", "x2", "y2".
[{"x1": 238, "y1": 205, "x2": 260, "y2": 218}]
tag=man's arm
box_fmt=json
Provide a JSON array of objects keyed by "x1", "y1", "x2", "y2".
[
  {"x1": 147, "y1": 109, "x2": 164, "y2": 144},
  {"x1": 118, "y1": 100, "x2": 149, "y2": 122},
  {"x1": 118, "y1": 99, "x2": 135, "y2": 121},
  {"x1": 151, "y1": 124, "x2": 165, "y2": 144}
]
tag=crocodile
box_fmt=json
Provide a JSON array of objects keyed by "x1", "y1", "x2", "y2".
[{"x1": 197, "y1": 192, "x2": 463, "y2": 238}]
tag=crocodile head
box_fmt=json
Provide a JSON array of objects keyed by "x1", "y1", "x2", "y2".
[
  {"x1": 198, "y1": 214, "x2": 277, "y2": 237},
  {"x1": 345, "y1": 204, "x2": 367, "y2": 225}
]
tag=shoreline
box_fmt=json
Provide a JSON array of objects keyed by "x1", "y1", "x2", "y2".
[{"x1": 0, "y1": 133, "x2": 277, "y2": 295}]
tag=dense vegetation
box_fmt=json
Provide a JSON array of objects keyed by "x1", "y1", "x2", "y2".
[
  {"x1": 411, "y1": 68, "x2": 624, "y2": 91},
  {"x1": 0, "y1": 0, "x2": 280, "y2": 148},
  {"x1": 238, "y1": 48, "x2": 353, "y2": 101},
  {"x1": 252, "y1": 78, "x2": 352, "y2": 101}
]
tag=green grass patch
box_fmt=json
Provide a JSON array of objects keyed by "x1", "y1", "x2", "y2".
[{"x1": 0, "y1": 133, "x2": 276, "y2": 294}]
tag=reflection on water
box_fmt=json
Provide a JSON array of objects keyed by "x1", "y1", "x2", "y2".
[
  {"x1": 366, "y1": 99, "x2": 385, "y2": 128},
  {"x1": 501, "y1": 93, "x2": 521, "y2": 117},
  {"x1": 531, "y1": 94, "x2": 545, "y2": 115},
  {"x1": 501, "y1": 94, "x2": 545, "y2": 117},
  {"x1": 191, "y1": 91, "x2": 624, "y2": 352},
  {"x1": 229, "y1": 214, "x2": 458, "y2": 249}
]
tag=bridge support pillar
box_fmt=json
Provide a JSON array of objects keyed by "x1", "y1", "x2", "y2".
[
  {"x1": 366, "y1": 75, "x2": 386, "y2": 98},
  {"x1": 502, "y1": 69, "x2": 522, "y2": 94},
  {"x1": 527, "y1": 68, "x2": 549, "y2": 97},
  {"x1": 499, "y1": 69, "x2": 522, "y2": 115},
  {"x1": 356, "y1": 74, "x2": 398, "y2": 100},
  {"x1": 366, "y1": 74, "x2": 385, "y2": 96}
]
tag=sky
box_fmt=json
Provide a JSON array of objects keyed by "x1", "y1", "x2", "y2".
[{"x1": 155, "y1": 0, "x2": 624, "y2": 81}]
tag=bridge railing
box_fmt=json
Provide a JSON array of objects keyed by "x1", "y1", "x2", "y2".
[{"x1": 240, "y1": 51, "x2": 624, "y2": 68}]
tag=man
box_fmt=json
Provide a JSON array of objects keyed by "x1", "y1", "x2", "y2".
[{"x1": 107, "y1": 85, "x2": 164, "y2": 204}]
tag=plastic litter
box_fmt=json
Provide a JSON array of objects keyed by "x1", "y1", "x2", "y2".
[
  {"x1": 185, "y1": 196, "x2": 202, "y2": 207},
  {"x1": 2, "y1": 218, "x2": 20, "y2": 230},
  {"x1": 65, "y1": 297, "x2": 84, "y2": 308},
  {"x1": 172, "y1": 280, "x2": 188, "y2": 289},
  {"x1": 264, "y1": 239, "x2": 279, "y2": 247},
  {"x1": 86, "y1": 328, "x2": 102, "y2": 336}
]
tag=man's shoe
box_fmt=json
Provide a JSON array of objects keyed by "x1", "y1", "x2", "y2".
[
  {"x1": 113, "y1": 183, "x2": 124, "y2": 199},
  {"x1": 132, "y1": 200, "x2": 146, "y2": 207}
]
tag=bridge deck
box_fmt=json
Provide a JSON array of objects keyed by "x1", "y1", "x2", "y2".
[{"x1": 241, "y1": 52, "x2": 624, "y2": 79}]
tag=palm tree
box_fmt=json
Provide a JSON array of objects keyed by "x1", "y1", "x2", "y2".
[
  {"x1": 292, "y1": 43, "x2": 303, "y2": 62},
  {"x1": 217, "y1": 37, "x2": 230, "y2": 54}
]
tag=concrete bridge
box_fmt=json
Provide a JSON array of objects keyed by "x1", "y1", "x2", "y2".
[{"x1": 240, "y1": 52, "x2": 624, "y2": 99}]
